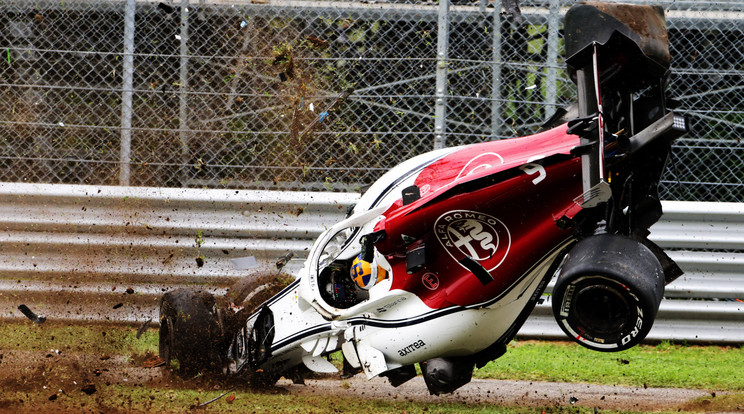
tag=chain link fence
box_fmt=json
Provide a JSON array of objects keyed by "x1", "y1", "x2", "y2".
[{"x1": 0, "y1": 0, "x2": 742, "y2": 200}]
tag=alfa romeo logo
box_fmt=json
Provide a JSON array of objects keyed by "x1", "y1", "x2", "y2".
[{"x1": 435, "y1": 210, "x2": 511, "y2": 272}]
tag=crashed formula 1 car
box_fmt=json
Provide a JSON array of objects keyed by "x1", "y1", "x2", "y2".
[{"x1": 159, "y1": 2, "x2": 688, "y2": 395}]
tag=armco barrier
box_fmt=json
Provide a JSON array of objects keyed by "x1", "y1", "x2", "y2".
[
  {"x1": 0, "y1": 183, "x2": 741, "y2": 343},
  {"x1": 0, "y1": 183, "x2": 355, "y2": 324}
]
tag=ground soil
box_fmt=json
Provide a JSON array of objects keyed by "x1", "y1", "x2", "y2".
[
  {"x1": 278, "y1": 377, "x2": 725, "y2": 412},
  {"x1": 0, "y1": 348, "x2": 734, "y2": 413}
]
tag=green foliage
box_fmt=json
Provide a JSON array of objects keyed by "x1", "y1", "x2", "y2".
[{"x1": 526, "y1": 24, "x2": 547, "y2": 55}]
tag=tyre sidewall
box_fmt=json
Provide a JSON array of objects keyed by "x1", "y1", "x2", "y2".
[{"x1": 552, "y1": 234, "x2": 664, "y2": 351}]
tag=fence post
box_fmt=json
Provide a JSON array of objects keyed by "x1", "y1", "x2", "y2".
[
  {"x1": 433, "y1": 0, "x2": 450, "y2": 150},
  {"x1": 119, "y1": 0, "x2": 135, "y2": 186},
  {"x1": 8, "y1": 15, "x2": 50, "y2": 178},
  {"x1": 544, "y1": 0, "x2": 560, "y2": 122},
  {"x1": 491, "y1": 0, "x2": 503, "y2": 139},
  {"x1": 179, "y1": 0, "x2": 191, "y2": 184}
]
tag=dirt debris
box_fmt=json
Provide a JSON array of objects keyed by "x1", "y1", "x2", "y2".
[
  {"x1": 274, "y1": 376, "x2": 714, "y2": 412},
  {"x1": 0, "y1": 347, "x2": 729, "y2": 413}
]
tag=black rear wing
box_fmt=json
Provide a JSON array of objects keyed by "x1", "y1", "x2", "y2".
[
  {"x1": 563, "y1": 2, "x2": 684, "y2": 207},
  {"x1": 565, "y1": 1, "x2": 670, "y2": 91}
]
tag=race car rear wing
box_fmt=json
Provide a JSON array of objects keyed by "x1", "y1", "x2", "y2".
[{"x1": 563, "y1": 2, "x2": 679, "y2": 206}]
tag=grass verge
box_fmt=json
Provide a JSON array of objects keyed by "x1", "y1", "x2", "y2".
[
  {"x1": 476, "y1": 339, "x2": 744, "y2": 391},
  {"x1": 0, "y1": 319, "x2": 158, "y2": 357},
  {"x1": 0, "y1": 321, "x2": 742, "y2": 413}
]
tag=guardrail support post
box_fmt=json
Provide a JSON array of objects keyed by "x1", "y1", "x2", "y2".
[
  {"x1": 545, "y1": 0, "x2": 560, "y2": 122},
  {"x1": 179, "y1": 0, "x2": 191, "y2": 185},
  {"x1": 433, "y1": 0, "x2": 450, "y2": 150},
  {"x1": 119, "y1": 0, "x2": 135, "y2": 186},
  {"x1": 490, "y1": 0, "x2": 503, "y2": 139}
]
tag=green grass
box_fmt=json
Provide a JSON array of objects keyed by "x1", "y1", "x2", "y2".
[
  {"x1": 0, "y1": 320, "x2": 158, "y2": 357},
  {"x1": 2, "y1": 322, "x2": 742, "y2": 392},
  {"x1": 476, "y1": 340, "x2": 744, "y2": 391},
  {"x1": 2, "y1": 322, "x2": 743, "y2": 392},
  {"x1": 1, "y1": 321, "x2": 742, "y2": 413}
]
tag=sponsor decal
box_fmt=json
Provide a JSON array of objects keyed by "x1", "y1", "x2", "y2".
[
  {"x1": 621, "y1": 307, "x2": 644, "y2": 346},
  {"x1": 454, "y1": 153, "x2": 504, "y2": 182},
  {"x1": 398, "y1": 339, "x2": 426, "y2": 357},
  {"x1": 435, "y1": 210, "x2": 511, "y2": 272},
  {"x1": 422, "y1": 272, "x2": 439, "y2": 290},
  {"x1": 376, "y1": 296, "x2": 407, "y2": 313},
  {"x1": 560, "y1": 284, "x2": 575, "y2": 317}
]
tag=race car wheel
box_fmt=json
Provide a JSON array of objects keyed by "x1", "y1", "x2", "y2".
[
  {"x1": 220, "y1": 272, "x2": 293, "y2": 384},
  {"x1": 552, "y1": 234, "x2": 664, "y2": 352},
  {"x1": 159, "y1": 288, "x2": 223, "y2": 374},
  {"x1": 222, "y1": 272, "x2": 293, "y2": 337}
]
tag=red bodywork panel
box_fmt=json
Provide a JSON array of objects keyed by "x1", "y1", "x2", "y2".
[{"x1": 374, "y1": 125, "x2": 584, "y2": 309}]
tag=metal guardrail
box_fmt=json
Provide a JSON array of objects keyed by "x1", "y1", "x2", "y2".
[
  {"x1": 0, "y1": 182, "x2": 355, "y2": 324},
  {"x1": 0, "y1": 183, "x2": 741, "y2": 343}
]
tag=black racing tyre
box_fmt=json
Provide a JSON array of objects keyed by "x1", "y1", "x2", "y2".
[
  {"x1": 226, "y1": 272, "x2": 294, "y2": 308},
  {"x1": 159, "y1": 288, "x2": 223, "y2": 374},
  {"x1": 219, "y1": 272, "x2": 294, "y2": 383},
  {"x1": 552, "y1": 234, "x2": 665, "y2": 352},
  {"x1": 221, "y1": 271, "x2": 294, "y2": 336}
]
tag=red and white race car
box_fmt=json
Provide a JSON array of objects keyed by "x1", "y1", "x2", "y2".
[{"x1": 159, "y1": 1, "x2": 688, "y2": 395}]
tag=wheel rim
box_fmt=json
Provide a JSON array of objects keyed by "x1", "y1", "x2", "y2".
[{"x1": 572, "y1": 283, "x2": 633, "y2": 337}]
